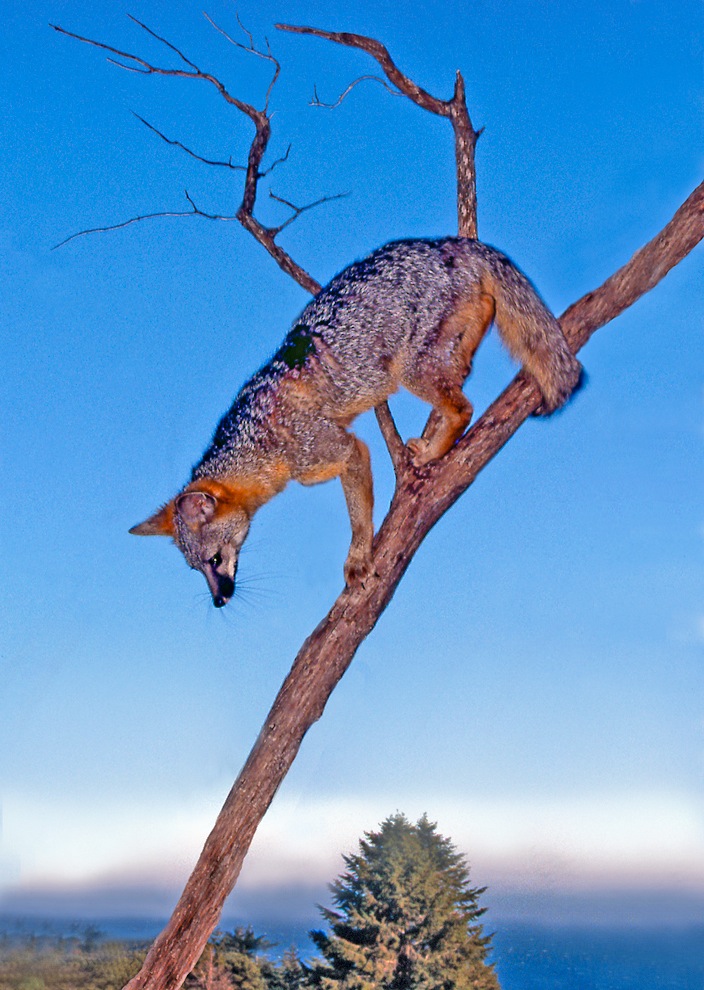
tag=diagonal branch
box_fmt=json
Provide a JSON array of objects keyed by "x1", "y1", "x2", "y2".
[
  {"x1": 131, "y1": 113, "x2": 248, "y2": 170},
  {"x1": 123, "y1": 179, "x2": 704, "y2": 990},
  {"x1": 560, "y1": 180, "x2": 704, "y2": 349},
  {"x1": 374, "y1": 402, "x2": 411, "y2": 477},
  {"x1": 276, "y1": 24, "x2": 451, "y2": 113},
  {"x1": 126, "y1": 13, "x2": 200, "y2": 71}
]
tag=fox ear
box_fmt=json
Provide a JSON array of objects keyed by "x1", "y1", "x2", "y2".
[
  {"x1": 175, "y1": 491, "x2": 218, "y2": 532},
  {"x1": 129, "y1": 501, "x2": 176, "y2": 537}
]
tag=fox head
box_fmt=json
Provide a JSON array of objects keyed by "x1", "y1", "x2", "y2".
[{"x1": 130, "y1": 483, "x2": 251, "y2": 608}]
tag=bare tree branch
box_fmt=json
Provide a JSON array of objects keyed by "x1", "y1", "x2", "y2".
[
  {"x1": 276, "y1": 23, "x2": 480, "y2": 236},
  {"x1": 123, "y1": 177, "x2": 704, "y2": 990},
  {"x1": 277, "y1": 24, "x2": 449, "y2": 112},
  {"x1": 311, "y1": 74, "x2": 403, "y2": 109},
  {"x1": 52, "y1": 18, "x2": 324, "y2": 295},
  {"x1": 50, "y1": 201, "x2": 219, "y2": 250},
  {"x1": 261, "y1": 143, "x2": 292, "y2": 177},
  {"x1": 267, "y1": 189, "x2": 349, "y2": 236},
  {"x1": 374, "y1": 401, "x2": 411, "y2": 477},
  {"x1": 235, "y1": 210, "x2": 322, "y2": 295},
  {"x1": 559, "y1": 180, "x2": 704, "y2": 349},
  {"x1": 131, "y1": 113, "x2": 248, "y2": 170},
  {"x1": 50, "y1": 22, "x2": 256, "y2": 118},
  {"x1": 126, "y1": 13, "x2": 200, "y2": 71},
  {"x1": 201, "y1": 12, "x2": 280, "y2": 110}
]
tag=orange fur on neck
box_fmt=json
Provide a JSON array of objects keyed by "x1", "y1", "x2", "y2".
[{"x1": 183, "y1": 467, "x2": 289, "y2": 518}]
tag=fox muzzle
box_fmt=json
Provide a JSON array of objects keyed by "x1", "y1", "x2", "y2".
[{"x1": 212, "y1": 574, "x2": 235, "y2": 608}]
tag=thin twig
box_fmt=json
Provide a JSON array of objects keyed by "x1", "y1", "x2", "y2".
[
  {"x1": 203, "y1": 10, "x2": 276, "y2": 66},
  {"x1": 104, "y1": 57, "x2": 150, "y2": 75},
  {"x1": 127, "y1": 13, "x2": 200, "y2": 71},
  {"x1": 203, "y1": 11, "x2": 281, "y2": 109},
  {"x1": 52, "y1": 209, "x2": 195, "y2": 250},
  {"x1": 268, "y1": 189, "x2": 349, "y2": 235},
  {"x1": 183, "y1": 190, "x2": 239, "y2": 220},
  {"x1": 132, "y1": 113, "x2": 247, "y2": 170},
  {"x1": 311, "y1": 74, "x2": 402, "y2": 109},
  {"x1": 51, "y1": 23, "x2": 262, "y2": 122},
  {"x1": 52, "y1": 190, "x2": 242, "y2": 250},
  {"x1": 260, "y1": 143, "x2": 291, "y2": 177},
  {"x1": 374, "y1": 402, "x2": 410, "y2": 476}
]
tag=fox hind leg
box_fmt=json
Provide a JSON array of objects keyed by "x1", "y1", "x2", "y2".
[
  {"x1": 405, "y1": 292, "x2": 495, "y2": 465},
  {"x1": 406, "y1": 386, "x2": 472, "y2": 466}
]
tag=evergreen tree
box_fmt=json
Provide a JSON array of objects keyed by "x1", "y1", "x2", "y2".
[
  {"x1": 262, "y1": 946, "x2": 309, "y2": 990},
  {"x1": 308, "y1": 813, "x2": 499, "y2": 990},
  {"x1": 188, "y1": 926, "x2": 271, "y2": 990}
]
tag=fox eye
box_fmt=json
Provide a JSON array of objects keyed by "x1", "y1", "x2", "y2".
[{"x1": 208, "y1": 552, "x2": 222, "y2": 568}]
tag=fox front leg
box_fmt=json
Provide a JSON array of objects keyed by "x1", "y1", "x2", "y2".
[
  {"x1": 296, "y1": 430, "x2": 374, "y2": 585},
  {"x1": 338, "y1": 435, "x2": 375, "y2": 584}
]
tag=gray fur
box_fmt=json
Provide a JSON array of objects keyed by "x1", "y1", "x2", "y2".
[{"x1": 133, "y1": 238, "x2": 582, "y2": 604}]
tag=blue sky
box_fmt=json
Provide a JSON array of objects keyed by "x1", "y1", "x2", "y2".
[{"x1": 1, "y1": 0, "x2": 703, "y2": 933}]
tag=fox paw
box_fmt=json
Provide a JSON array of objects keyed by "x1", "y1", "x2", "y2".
[
  {"x1": 407, "y1": 436, "x2": 435, "y2": 466},
  {"x1": 344, "y1": 550, "x2": 374, "y2": 587}
]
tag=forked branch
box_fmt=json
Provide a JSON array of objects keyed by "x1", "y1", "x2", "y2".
[
  {"x1": 51, "y1": 17, "x2": 325, "y2": 294},
  {"x1": 52, "y1": 198, "x2": 238, "y2": 251},
  {"x1": 276, "y1": 23, "x2": 481, "y2": 237}
]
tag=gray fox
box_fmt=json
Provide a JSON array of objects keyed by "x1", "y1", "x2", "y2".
[{"x1": 131, "y1": 238, "x2": 582, "y2": 606}]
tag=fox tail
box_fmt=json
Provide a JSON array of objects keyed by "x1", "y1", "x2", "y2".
[{"x1": 483, "y1": 248, "x2": 583, "y2": 413}]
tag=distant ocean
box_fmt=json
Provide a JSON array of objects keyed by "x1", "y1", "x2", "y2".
[
  {"x1": 1, "y1": 916, "x2": 702, "y2": 988},
  {"x1": 490, "y1": 925, "x2": 703, "y2": 990}
]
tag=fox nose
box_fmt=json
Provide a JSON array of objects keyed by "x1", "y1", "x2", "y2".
[{"x1": 212, "y1": 576, "x2": 235, "y2": 609}]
